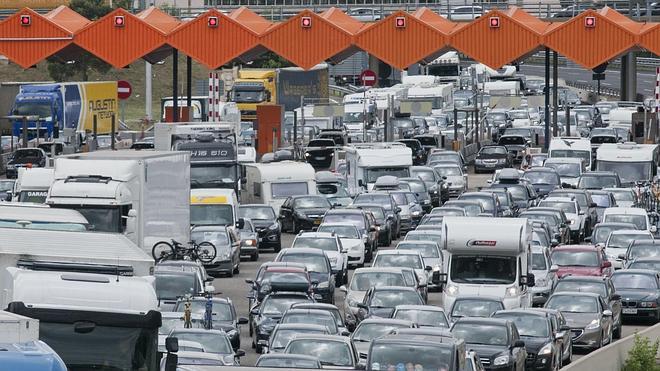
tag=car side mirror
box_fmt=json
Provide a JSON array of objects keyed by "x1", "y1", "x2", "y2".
[
  {"x1": 551, "y1": 239, "x2": 559, "y2": 247},
  {"x1": 550, "y1": 264, "x2": 559, "y2": 273},
  {"x1": 590, "y1": 202, "x2": 597, "y2": 208},
  {"x1": 579, "y1": 210, "x2": 585, "y2": 215},
  {"x1": 513, "y1": 340, "x2": 525, "y2": 348},
  {"x1": 584, "y1": 236, "x2": 592, "y2": 242},
  {"x1": 526, "y1": 273, "x2": 535, "y2": 287},
  {"x1": 341, "y1": 330, "x2": 351, "y2": 336},
  {"x1": 612, "y1": 294, "x2": 621, "y2": 301},
  {"x1": 339, "y1": 285, "x2": 348, "y2": 294},
  {"x1": 651, "y1": 225, "x2": 658, "y2": 233},
  {"x1": 165, "y1": 337, "x2": 179, "y2": 353},
  {"x1": 424, "y1": 266, "x2": 433, "y2": 271},
  {"x1": 357, "y1": 303, "x2": 368, "y2": 310},
  {"x1": 238, "y1": 317, "x2": 248, "y2": 325},
  {"x1": 236, "y1": 218, "x2": 245, "y2": 230},
  {"x1": 602, "y1": 261, "x2": 612, "y2": 268},
  {"x1": 358, "y1": 180, "x2": 365, "y2": 187},
  {"x1": 603, "y1": 309, "x2": 613, "y2": 317},
  {"x1": 245, "y1": 279, "x2": 254, "y2": 285},
  {"x1": 250, "y1": 308, "x2": 260, "y2": 316},
  {"x1": 395, "y1": 207, "x2": 402, "y2": 213},
  {"x1": 235, "y1": 349, "x2": 246, "y2": 357},
  {"x1": 618, "y1": 254, "x2": 626, "y2": 260}
]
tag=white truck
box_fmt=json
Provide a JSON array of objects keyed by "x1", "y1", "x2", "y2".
[
  {"x1": 241, "y1": 161, "x2": 317, "y2": 211},
  {"x1": 548, "y1": 136, "x2": 592, "y2": 171},
  {"x1": 0, "y1": 310, "x2": 39, "y2": 343},
  {"x1": 440, "y1": 217, "x2": 534, "y2": 312},
  {"x1": 406, "y1": 84, "x2": 454, "y2": 115},
  {"x1": 483, "y1": 81, "x2": 520, "y2": 96},
  {"x1": 46, "y1": 151, "x2": 191, "y2": 253},
  {"x1": 425, "y1": 51, "x2": 461, "y2": 85},
  {"x1": 344, "y1": 142, "x2": 412, "y2": 194},
  {"x1": 596, "y1": 143, "x2": 660, "y2": 186},
  {"x1": 12, "y1": 167, "x2": 54, "y2": 203}
]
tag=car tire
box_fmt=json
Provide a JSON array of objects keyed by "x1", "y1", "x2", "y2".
[
  {"x1": 234, "y1": 263, "x2": 240, "y2": 274},
  {"x1": 251, "y1": 252, "x2": 259, "y2": 262},
  {"x1": 613, "y1": 318, "x2": 622, "y2": 339}
]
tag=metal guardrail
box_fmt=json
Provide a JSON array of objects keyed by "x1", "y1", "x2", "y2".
[{"x1": 565, "y1": 80, "x2": 620, "y2": 98}]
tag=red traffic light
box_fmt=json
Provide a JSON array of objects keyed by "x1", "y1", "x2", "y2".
[
  {"x1": 114, "y1": 15, "x2": 125, "y2": 27},
  {"x1": 489, "y1": 17, "x2": 500, "y2": 28},
  {"x1": 301, "y1": 16, "x2": 312, "y2": 28},
  {"x1": 584, "y1": 16, "x2": 596, "y2": 28},
  {"x1": 20, "y1": 15, "x2": 31, "y2": 26},
  {"x1": 395, "y1": 16, "x2": 406, "y2": 28},
  {"x1": 208, "y1": 16, "x2": 218, "y2": 27}
]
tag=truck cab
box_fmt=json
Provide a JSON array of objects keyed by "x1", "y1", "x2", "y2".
[
  {"x1": 441, "y1": 217, "x2": 534, "y2": 312},
  {"x1": 12, "y1": 168, "x2": 54, "y2": 203},
  {"x1": 229, "y1": 70, "x2": 276, "y2": 121},
  {"x1": 344, "y1": 142, "x2": 412, "y2": 194}
]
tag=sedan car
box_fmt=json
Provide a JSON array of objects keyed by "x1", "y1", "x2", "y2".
[
  {"x1": 391, "y1": 304, "x2": 449, "y2": 328},
  {"x1": 621, "y1": 240, "x2": 660, "y2": 268},
  {"x1": 372, "y1": 250, "x2": 432, "y2": 301},
  {"x1": 191, "y1": 225, "x2": 241, "y2": 277},
  {"x1": 238, "y1": 218, "x2": 259, "y2": 261},
  {"x1": 279, "y1": 195, "x2": 332, "y2": 233},
  {"x1": 292, "y1": 232, "x2": 347, "y2": 286},
  {"x1": 605, "y1": 230, "x2": 654, "y2": 269},
  {"x1": 474, "y1": 145, "x2": 512, "y2": 173},
  {"x1": 577, "y1": 171, "x2": 621, "y2": 190},
  {"x1": 304, "y1": 138, "x2": 336, "y2": 169},
  {"x1": 356, "y1": 286, "x2": 425, "y2": 324},
  {"x1": 550, "y1": 245, "x2": 613, "y2": 278},
  {"x1": 411, "y1": 165, "x2": 448, "y2": 206},
  {"x1": 280, "y1": 308, "x2": 340, "y2": 335},
  {"x1": 523, "y1": 167, "x2": 561, "y2": 197},
  {"x1": 589, "y1": 190, "x2": 618, "y2": 222},
  {"x1": 172, "y1": 297, "x2": 248, "y2": 349},
  {"x1": 284, "y1": 334, "x2": 361, "y2": 370},
  {"x1": 239, "y1": 204, "x2": 281, "y2": 252},
  {"x1": 587, "y1": 222, "x2": 638, "y2": 245},
  {"x1": 262, "y1": 324, "x2": 328, "y2": 354},
  {"x1": 603, "y1": 188, "x2": 637, "y2": 208},
  {"x1": 318, "y1": 223, "x2": 366, "y2": 268},
  {"x1": 433, "y1": 163, "x2": 468, "y2": 197},
  {"x1": 537, "y1": 197, "x2": 585, "y2": 242},
  {"x1": 322, "y1": 208, "x2": 379, "y2": 259},
  {"x1": 275, "y1": 248, "x2": 335, "y2": 303},
  {"x1": 350, "y1": 318, "x2": 416, "y2": 360},
  {"x1": 610, "y1": 269, "x2": 660, "y2": 323},
  {"x1": 544, "y1": 292, "x2": 613, "y2": 351},
  {"x1": 348, "y1": 204, "x2": 393, "y2": 247},
  {"x1": 246, "y1": 262, "x2": 312, "y2": 306},
  {"x1": 394, "y1": 241, "x2": 443, "y2": 291},
  {"x1": 458, "y1": 192, "x2": 502, "y2": 217}
]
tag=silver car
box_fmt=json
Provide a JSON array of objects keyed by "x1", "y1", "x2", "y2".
[{"x1": 191, "y1": 225, "x2": 241, "y2": 278}]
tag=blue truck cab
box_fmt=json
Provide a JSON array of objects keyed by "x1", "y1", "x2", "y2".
[
  {"x1": 11, "y1": 84, "x2": 64, "y2": 139},
  {"x1": 0, "y1": 341, "x2": 67, "y2": 371}
]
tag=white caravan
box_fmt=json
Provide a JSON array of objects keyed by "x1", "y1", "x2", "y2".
[
  {"x1": 344, "y1": 142, "x2": 412, "y2": 194},
  {"x1": 548, "y1": 136, "x2": 592, "y2": 171},
  {"x1": 241, "y1": 161, "x2": 317, "y2": 211},
  {"x1": 597, "y1": 143, "x2": 660, "y2": 186},
  {"x1": 441, "y1": 217, "x2": 533, "y2": 312}
]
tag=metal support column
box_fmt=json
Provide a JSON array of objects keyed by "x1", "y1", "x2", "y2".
[
  {"x1": 172, "y1": 49, "x2": 179, "y2": 123},
  {"x1": 186, "y1": 56, "x2": 192, "y2": 118},
  {"x1": 544, "y1": 47, "x2": 550, "y2": 151},
  {"x1": 620, "y1": 52, "x2": 638, "y2": 101},
  {"x1": 552, "y1": 51, "x2": 558, "y2": 137}
]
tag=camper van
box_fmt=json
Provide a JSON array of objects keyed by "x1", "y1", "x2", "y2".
[
  {"x1": 441, "y1": 217, "x2": 534, "y2": 312},
  {"x1": 548, "y1": 136, "x2": 592, "y2": 171},
  {"x1": 406, "y1": 84, "x2": 454, "y2": 115},
  {"x1": 596, "y1": 143, "x2": 660, "y2": 186},
  {"x1": 344, "y1": 142, "x2": 412, "y2": 194},
  {"x1": 241, "y1": 161, "x2": 317, "y2": 211}
]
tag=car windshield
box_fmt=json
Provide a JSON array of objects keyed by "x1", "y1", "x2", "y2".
[
  {"x1": 487, "y1": 112, "x2": 506, "y2": 121},
  {"x1": 323, "y1": 214, "x2": 365, "y2": 230},
  {"x1": 261, "y1": 271, "x2": 310, "y2": 286},
  {"x1": 394, "y1": 309, "x2": 448, "y2": 327},
  {"x1": 452, "y1": 323, "x2": 508, "y2": 346},
  {"x1": 531, "y1": 253, "x2": 547, "y2": 270},
  {"x1": 397, "y1": 243, "x2": 440, "y2": 258},
  {"x1": 450, "y1": 256, "x2": 516, "y2": 284},
  {"x1": 591, "y1": 136, "x2": 617, "y2": 144},
  {"x1": 374, "y1": 254, "x2": 423, "y2": 269},
  {"x1": 262, "y1": 296, "x2": 309, "y2": 315},
  {"x1": 318, "y1": 184, "x2": 349, "y2": 197},
  {"x1": 554, "y1": 281, "x2": 607, "y2": 297},
  {"x1": 551, "y1": 250, "x2": 599, "y2": 267},
  {"x1": 317, "y1": 225, "x2": 359, "y2": 239},
  {"x1": 352, "y1": 323, "x2": 410, "y2": 342},
  {"x1": 499, "y1": 136, "x2": 526, "y2": 145},
  {"x1": 359, "y1": 207, "x2": 385, "y2": 220},
  {"x1": 271, "y1": 328, "x2": 326, "y2": 349},
  {"x1": 546, "y1": 296, "x2": 598, "y2": 313},
  {"x1": 287, "y1": 340, "x2": 352, "y2": 367},
  {"x1": 579, "y1": 175, "x2": 618, "y2": 189},
  {"x1": 371, "y1": 290, "x2": 423, "y2": 307},
  {"x1": 292, "y1": 238, "x2": 338, "y2": 252},
  {"x1": 591, "y1": 194, "x2": 613, "y2": 207},
  {"x1": 612, "y1": 274, "x2": 658, "y2": 289},
  {"x1": 405, "y1": 233, "x2": 443, "y2": 245},
  {"x1": 493, "y1": 314, "x2": 550, "y2": 337},
  {"x1": 272, "y1": 182, "x2": 309, "y2": 198},
  {"x1": 525, "y1": 171, "x2": 559, "y2": 185},
  {"x1": 491, "y1": 185, "x2": 527, "y2": 201},
  {"x1": 240, "y1": 206, "x2": 275, "y2": 220},
  {"x1": 191, "y1": 230, "x2": 229, "y2": 246},
  {"x1": 629, "y1": 244, "x2": 660, "y2": 259},
  {"x1": 520, "y1": 213, "x2": 558, "y2": 228},
  {"x1": 446, "y1": 203, "x2": 481, "y2": 216},
  {"x1": 629, "y1": 261, "x2": 660, "y2": 270},
  {"x1": 480, "y1": 147, "x2": 508, "y2": 156},
  {"x1": 604, "y1": 214, "x2": 647, "y2": 230},
  {"x1": 294, "y1": 197, "x2": 330, "y2": 208},
  {"x1": 171, "y1": 331, "x2": 232, "y2": 354},
  {"x1": 404, "y1": 181, "x2": 426, "y2": 193},
  {"x1": 354, "y1": 194, "x2": 391, "y2": 210},
  {"x1": 280, "y1": 254, "x2": 329, "y2": 273},
  {"x1": 459, "y1": 196, "x2": 493, "y2": 212},
  {"x1": 598, "y1": 161, "x2": 652, "y2": 184},
  {"x1": 431, "y1": 208, "x2": 464, "y2": 216},
  {"x1": 452, "y1": 300, "x2": 503, "y2": 318},
  {"x1": 430, "y1": 153, "x2": 460, "y2": 163},
  {"x1": 593, "y1": 225, "x2": 630, "y2": 245},
  {"x1": 369, "y1": 343, "x2": 453, "y2": 371},
  {"x1": 544, "y1": 162, "x2": 581, "y2": 177},
  {"x1": 350, "y1": 272, "x2": 405, "y2": 290},
  {"x1": 282, "y1": 314, "x2": 336, "y2": 332},
  {"x1": 608, "y1": 233, "x2": 652, "y2": 249},
  {"x1": 155, "y1": 274, "x2": 197, "y2": 299},
  {"x1": 365, "y1": 168, "x2": 410, "y2": 183},
  {"x1": 190, "y1": 204, "x2": 234, "y2": 226},
  {"x1": 608, "y1": 189, "x2": 635, "y2": 202},
  {"x1": 550, "y1": 150, "x2": 590, "y2": 166},
  {"x1": 412, "y1": 170, "x2": 436, "y2": 182},
  {"x1": 434, "y1": 166, "x2": 462, "y2": 176},
  {"x1": 539, "y1": 201, "x2": 576, "y2": 215}
]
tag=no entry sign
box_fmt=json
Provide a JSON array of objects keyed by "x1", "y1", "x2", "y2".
[
  {"x1": 360, "y1": 69, "x2": 377, "y2": 87},
  {"x1": 117, "y1": 80, "x2": 132, "y2": 100}
]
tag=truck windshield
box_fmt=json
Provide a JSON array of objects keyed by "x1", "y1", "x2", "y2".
[
  {"x1": 67, "y1": 206, "x2": 122, "y2": 233},
  {"x1": 428, "y1": 64, "x2": 459, "y2": 77},
  {"x1": 39, "y1": 321, "x2": 158, "y2": 371},
  {"x1": 190, "y1": 204, "x2": 234, "y2": 226},
  {"x1": 18, "y1": 190, "x2": 48, "y2": 203},
  {"x1": 344, "y1": 112, "x2": 364, "y2": 123},
  {"x1": 450, "y1": 255, "x2": 517, "y2": 284},
  {"x1": 13, "y1": 102, "x2": 52, "y2": 118},
  {"x1": 190, "y1": 163, "x2": 237, "y2": 189},
  {"x1": 230, "y1": 89, "x2": 265, "y2": 103},
  {"x1": 365, "y1": 167, "x2": 410, "y2": 183},
  {"x1": 597, "y1": 161, "x2": 652, "y2": 184}
]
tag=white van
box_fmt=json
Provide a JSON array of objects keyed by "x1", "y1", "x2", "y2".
[
  {"x1": 543, "y1": 157, "x2": 583, "y2": 188},
  {"x1": 241, "y1": 161, "x2": 317, "y2": 211},
  {"x1": 441, "y1": 217, "x2": 533, "y2": 312},
  {"x1": 190, "y1": 188, "x2": 241, "y2": 228},
  {"x1": 12, "y1": 168, "x2": 54, "y2": 203},
  {"x1": 548, "y1": 137, "x2": 592, "y2": 170}
]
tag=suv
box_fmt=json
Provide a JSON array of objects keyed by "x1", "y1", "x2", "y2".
[
  {"x1": 292, "y1": 232, "x2": 348, "y2": 286},
  {"x1": 6, "y1": 148, "x2": 47, "y2": 179}
]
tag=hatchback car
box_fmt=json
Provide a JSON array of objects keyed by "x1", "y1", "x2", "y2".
[
  {"x1": 284, "y1": 334, "x2": 361, "y2": 369},
  {"x1": 292, "y1": 232, "x2": 347, "y2": 286},
  {"x1": 350, "y1": 318, "x2": 416, "y2": 360},
  {"x1": 550, "y1": 245, "x2": 612, "y2": 278},
  {"x1": 449, "y1": 296, "x2": 504, "y2": 323},
  {"x1": 239, "y1": 204, "x2": 281, "y2": 252},
  {"x1": 262, "y1": 323, "x2": 328, "y2": 354},
  {"x1": 604, "y1": 229, "x2": 654, "y2": 269},
  {"x1": 317, "y1": 223, "x2": 366, "y2": 268},
  {"x1": 191, "y1": 225, "x2": 241, "y2": 277},
  {"x1": 392, "y1": 304, "x2": 449, "y2": 328},
  {"x1": 274, "y1": 248, "x2": 335, "y2": 303}
]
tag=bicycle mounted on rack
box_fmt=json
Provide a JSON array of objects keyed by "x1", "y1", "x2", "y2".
[{"x1": 152, "y1": 239, "x2": 217, "y2": 263}]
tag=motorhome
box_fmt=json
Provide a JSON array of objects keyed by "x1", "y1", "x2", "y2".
[
  {"x1": 12, "y1": 167, "x2": 53, "y2": 203},
  {"x1": 607, "y1": 107, "x2": 637, "y2": 130},
  {"x1": 548, "y1": 136, "x2": 592, "y2": 171},
  {"x1": 344, "y1": 142, "x2": 412, "y2": 194},
  {"x1": 596, "y1": 143, "x2": 660, "y2": 186},
  {"x1": 241, "y1": 161, "x2": 317, "y2": 211},
  {"x1": 483, "y1": 81, "x2": 520, "y2": 96},
  {"x1": 0, "y1": 204, "x2": 89, "y2": 231},
  {"x1": 440, "y1": 217, "x2": 534, "y2": 312},
  {"x1": 406, "y1": 84, "x2": 454, "y2": 115},
  {"x1": 401, "y1": 74, "x2": 441, "y2": 86},
  {"x1": 46, "y1": 151, "x2": 191, "y2": 252}
]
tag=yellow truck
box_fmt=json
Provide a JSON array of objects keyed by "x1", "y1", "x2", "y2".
[{"x1": 228, "y1": 65, "x2": 329, "y2": 122}]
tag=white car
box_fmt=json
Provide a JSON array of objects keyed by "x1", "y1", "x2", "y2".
[
  {"x1": 291, "y1": 232, "x2": 348, "y2": 285},
  {"x1": 529, "y1": 245, "x2": 557, "y2": 307},
  {"x1": 538, "y1": 197, "x2": 586, "y2": 242},
  {"x1": 432, "y1": 163, "x2": 467, "y2": 197},
  {"x1": 604, "y1": 229, "x2": 654, "y2": 269},
  {"x1": 372, "y1": 250, "x2": 430, "y2": 302},
  {"x1": 447, "y1": 5, "x2": 483, "y2": 21},
  {"x1": 317, "y1": 223, "x2": 366, "y2": 268}
]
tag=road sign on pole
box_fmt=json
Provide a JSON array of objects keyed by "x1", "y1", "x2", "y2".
[
  {"x1": 360, "y1": 69, "x2": 377, "y2": 87},
  {"x1": 117, "y1": 80, "x2": 132, "y2": 100}
]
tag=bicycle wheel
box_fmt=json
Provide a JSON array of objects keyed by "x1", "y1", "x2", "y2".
[
  {"x1": 152, "y1": 241, "x2": 175, "y2": 262},
  {"x1": 196, "y1": 241, "x2": 217, "y2": 263}
]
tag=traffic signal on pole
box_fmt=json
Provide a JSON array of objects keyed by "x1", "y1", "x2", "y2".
[
  {"x1": 585, "y1": 16, "x2": 596, "y2": 28},
  {"x1": 489, "y1": 17, "x2": 500, "y2": 28},
  {"x1": 20, "y1": 15, "x2": 31, "y2": 26},
  {"x1": 301, "y1": 16, "x2": 312, "y2": 28},
  {"x1": 114, "y1": 16, "x2": 125, "y2": 27},
  {"x1": 208, "y1": 16, "x2": 218, "y2": 28},
  {"x1": 395, "y1": 17, "x2": 406, "y2": 28}
]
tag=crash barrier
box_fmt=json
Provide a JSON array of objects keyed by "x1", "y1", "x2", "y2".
[{"x1": 562, "y1": 322, "x2": 660, "y2": 371}]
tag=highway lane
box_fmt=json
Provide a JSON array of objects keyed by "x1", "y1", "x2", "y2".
[{"x1": 215, "y1": 171, "x2": 652, "y2": 367}]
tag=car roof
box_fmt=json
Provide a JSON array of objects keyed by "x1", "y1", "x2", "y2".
[
  {"x1": 493, "y1": 309, "x2": 549, "y2": 318},
  {"x1": 353, "y1": 267, "x2": 406, "y2": 274},
  {"x1": 372, "y1": 285, "x2": 418, "y2": 292},
  {"x1": 296, "y1": 232, "x2": 336, "y2": 238},
  {"x1": 358, "y1": 318, "x2": 415, "y2": 326},
  {"x1": 291, "y1": 302, "x2": 339, "y2": 310},
  {"x1": 280, "y1": 248, "x2": 327, "y2": 256},
  {"x1": 284, "y1": 308, "x2": 335, "y2": 317},
  {"x1": 377, "y1": 250, "x2": 422, "y2": 256},
  {"x1": 612, "y1": 269, "x2": 659, "y2": 276},
  {"x1": 325, "y1": 209, "x2": 364, "y2": 215},
  {"x1": 550, "y1": 291, "x2": 602, "y2": 299},
  {"x1": 395, "y1": 304, "x2": 445, "y2": 312},
  {"x1": 553, "y1": 244, "x2": 598, "y2": 251},
  {"x1": 397, "y1": 240, "x2": 439, "y2": 246},
  {"x1": 286, "y1": 334, "x2": 350, "y2": 343},
  {"x1": 318, "y1": 222, "x2": 359, "y2": 228},
  {"x1": 274, "y1": 323, "x2": 329, "y2": 331}
]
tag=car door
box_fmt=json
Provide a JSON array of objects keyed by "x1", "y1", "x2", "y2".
[
  {"x1": 510, "y1": 325, "x2": 525, "y2": 370},
  {"x1": 279, "y1": 197, "x2": 293, "y2": 230},
  {"x1": 599, "y1": 297, "x2": 613, "y2": 336},
  {"x1": 607, "y1": 279, "x2": 622, "y2": 328},
  {"x1": 229, "y1": 228, "x2": 241, "y2": 267},
  {"x1": 365, "y1": 213, "x2": 378, "y2": 247}
]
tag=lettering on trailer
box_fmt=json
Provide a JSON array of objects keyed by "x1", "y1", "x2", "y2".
[
  {"x1": 88, "y1": 98, "x2": 117, "y2": 120},
  {"x1": 466, "y1": 240, "x2": 497, "y2": 247}
]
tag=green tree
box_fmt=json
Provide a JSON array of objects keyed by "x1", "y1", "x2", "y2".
[
  {"x1": 46, "y1": 0, "x2": 132, "y2": 82},
  {"x1": 623, "y1": 334, "x2": 660, "y2": 371},
  {"x1": 248, "y1": 52, "x2": 293, "y2": 69}
]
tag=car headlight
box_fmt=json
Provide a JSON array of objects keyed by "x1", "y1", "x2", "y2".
[
  {"x1": 505, "y1": 286, "x2": 519, "y2": 297},
  {"x1": 446, "y1": 284, "x2": 459, "y2": 296},
  {"x1": 317, "y1": 281, "x2": 330, "y2": 288},
  {"x1": 585, "y1": 319, "x2": 600, "y2": 330},
  {"x1": 412, "y1": 211, "x2": 421, "y2": 216},
  {"x1": 295, "y1": 211, "x2": 307, "y2": 219},
  {"x1": 640, "y1": 301, "x2": 658, "y2": 308},
  {"x1": 442, "y1": 183, "x2": 449, "y2": 189},
  {"x1": 220, "y1": 251, "x2": 231, "y2": 260},
  {"x1": 494, "y1": 355, "x2": 509, "y2": 366},
  {"x1": 268, "y1": 223, "x2": 279, "y2": 230},
  {"x1": 539, "y1": 342, "x2": 553, "y2": 355},
  {"x1": 244, "y1": 239, "x2": 255, "y2": 246},
  {"x1": 223, "y1": 355, "x2": 236, "y2": 365}
]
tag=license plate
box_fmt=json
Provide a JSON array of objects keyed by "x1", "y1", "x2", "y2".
[
  {"x1": 315, "y1": 157, "x2": 325, "y2": 161},
  {"x1": 622, "y1": 308, "x2": 637, "y2": 314},
  {"x1": 484, "y1": 163, "x2": 495, "y2": 167}
]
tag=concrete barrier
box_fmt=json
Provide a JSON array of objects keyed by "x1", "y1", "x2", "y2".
[{"x1": 562, "y1": 322, "x2": 660, "y2": 371}]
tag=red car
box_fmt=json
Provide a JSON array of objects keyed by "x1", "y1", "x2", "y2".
[{"x1": 550, "y1": 245, "x2": 613, "y2": 278}]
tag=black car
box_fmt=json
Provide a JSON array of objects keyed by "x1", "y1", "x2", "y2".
[
  {"x1": 246, "y1": 262, "x2": 313, "y2": 306},
  {"x1": 396, "y1": 139, "x2": 427, "y2": 165},
  {"x1": 275, "y1": 248, "x2": 335, "y2": 304},
  {"x1": 348, "y1": 204, "x2": 393, "y2": 247},
  {"x1": 474, "y1": 145, "x2": 512, "y2": 173},
  {"x1": 523, "y1": 167, "x2": 561, "y2": 197},
  {"x1": 353, "y1": 192, "x2": 402, "y2": 238},
  {"x1": 5, "y1": 148, "x2": 47, "y2": 179},
  {"x1": 411, "y1": 165, "x2": 449, "y2": 206},
  {"x1": 355, "y1": 286, "x2": 424, "y2": 324},
  {"x1": 451, "y1": 317, "x2": 527, "y2": 371},
  {"x1": 487, "y1": 183, "x2": 537, "y2": 212},
  {"x1": 413, "y1": 134, "x2": 439, "y2": 154},
  {"x1": 173, "y1": 296, "x2": 248, "y2": 349},
  {"x1": 249, "y1": 291, "x2": 316, "y2": 353},
  {"x1": 610, "y1": 269, "x2": 660, "y2": 323},
  {"x1": 399, "y1": 177, "x2": 433, "y2": 213},
  {"x1": 240, "y1": 204, "x2": 281, "y2": 252},
  {"x1": 278, "y1": 195, "x2": 332, "y2": 233},
  {"x1": 492, "y1": 310, "x2": 564, "y2": 371},
  {"x1": 304, "y1": 139, "x2": 336, "y2": 169}
]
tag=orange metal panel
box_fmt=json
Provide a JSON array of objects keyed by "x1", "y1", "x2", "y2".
[
  {"x1": 412, "y1": 7, "x2": 457, "y2": 34},
  {"x1": 168, "y1": 9, "x2": 260, "y2": 69},
  {"x1": 544, "y1": 9, "x2": 636, "y2": 69},
  {"x1": 356, "y1": 11, "x2": 448, "y2": 70},
  {"x1": 229, "y1": 7, "x2": 272, "y2": 35},
  {"x1": 137, "y1": 6, "x2": 180, "y2": 34},
  {"x1": 321, "y1": 7, "x2": 365, "y2": 34},
  {"x1": 639, "y1": 23, "x2": 660, "y2": 56},
  {"x1": 261, "y1": 10, "x2": 353, "y2": 70},
  {"x1": 45, "y1": 5, "x2": 90, "y2": 33},
  {"x1": 451, "y1": 9, "x2": 541, "y2": 69},
  {"x1": 0, "y1": 8, "x2": 72, "y2": 69},
  {"x1": 75, "y1": 8, "x2": 165, "y2": 68},
  {"x1": 504, "y1": 7, "x2": 550, "y2": 34},
  {"x1": 598, "y1": 7, "x2": 644, "y2": 35}
]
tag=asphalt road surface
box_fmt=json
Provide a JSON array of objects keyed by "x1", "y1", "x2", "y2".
[{"x1": 216, "y1": 171, "x2": 653, "y2": 367}]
